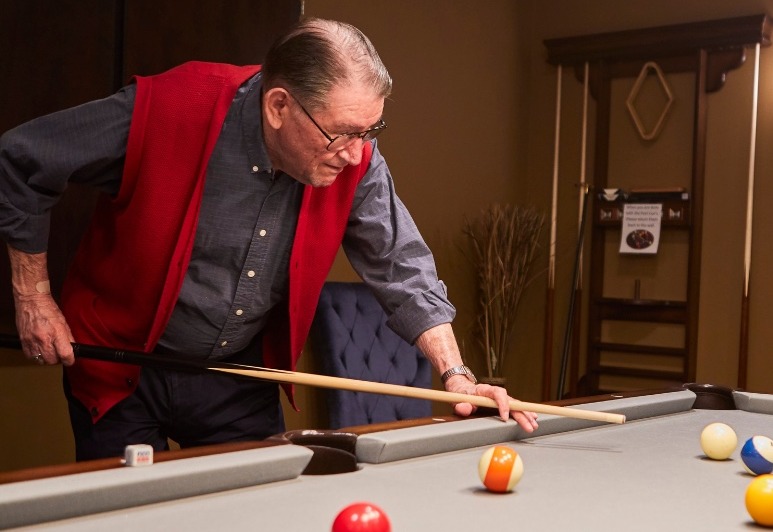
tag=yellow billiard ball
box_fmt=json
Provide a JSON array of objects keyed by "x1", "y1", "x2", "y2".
[
  {"x1": 746, "y1": 474, "x2": 773, "y2": 527},
  {"x1": 700, "y1": 422, "x2": 737, "y2": 460},
  {"x1": 478, "y1": 445, "x2": 524, "y2": 493}
]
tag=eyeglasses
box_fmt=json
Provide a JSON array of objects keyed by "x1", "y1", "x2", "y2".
[{"x1": 291, "y1": 93, "x2": 387, "y2": 151}]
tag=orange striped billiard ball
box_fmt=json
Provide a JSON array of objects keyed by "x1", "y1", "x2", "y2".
[{"x1": 478, "y1": 445, "x2": 524, "y2": 493}]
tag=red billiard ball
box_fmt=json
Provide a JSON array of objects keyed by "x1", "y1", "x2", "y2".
[
  {"x1": 478, "y1": 445, "x2": 524, "y2": 493},
  {"x1": 332, "y1": 502, "x2": 391, "y2": 532}
]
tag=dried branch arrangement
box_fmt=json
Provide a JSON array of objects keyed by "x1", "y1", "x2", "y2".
[{"x1": 464, "y1": 204, "x2": 544, "y2": 379}]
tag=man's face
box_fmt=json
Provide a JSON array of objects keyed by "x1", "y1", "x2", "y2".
[{"x1": 275, "y1": 83, "x2": 385, "y2": 187}]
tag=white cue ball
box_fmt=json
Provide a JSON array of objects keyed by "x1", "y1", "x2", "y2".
[{"x1": 700, "y1": 422, "x2": 737, "y2": 460}]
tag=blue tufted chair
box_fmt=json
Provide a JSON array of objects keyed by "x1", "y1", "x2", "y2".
[{"x1": 310, "y1": 282, "x2": 432, "y2": 429}]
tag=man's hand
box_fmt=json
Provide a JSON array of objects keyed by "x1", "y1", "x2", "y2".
[
  {"x1": 14, "y1": 292, "x2": 75, "y2": 366},
  {"x1": 415, "y1": 323, "x2": 539, "y2": 433},
  {"x1": 8, "y1": 246, "x2": 75, "y2": 366},
  {"x1": 444, "y1": 375, "x2": 539, "y2": 432}
]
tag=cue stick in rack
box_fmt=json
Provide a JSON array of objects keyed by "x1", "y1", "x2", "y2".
[
  {"x1": 738, "y1": 43, "x2": 761, "y2": 390},
  {"x1": 569, "y1": 61, "x2": 591, "y2": 399},
  {"x1": 0, "y1": 335, "x2": 625, "y2": 424},
  {"x1": 556, "y1": 61, "x2": 590, "y2": 401},
  {"x1": 556, "y1": 184, "x2": 590, "y2": 400},
  {"x1": 542, "y1": 64, "x2": 562, "y2": 401}
]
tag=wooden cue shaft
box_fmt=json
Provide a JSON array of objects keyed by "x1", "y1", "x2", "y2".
[
  {"x1": 548, "y1": 64, "x2": 561, "y2": 289},
  {"x1": 210, "y1": 366, "x2": 626, "y2": 425},
  {"x1": 0, "y1": 336, "x2": 625, "y2": 425},
  {"x1": 543, "y1": 64, "x2": 561, "y2": 401},
  {"x1": 738, "y1": 43, "x2": 760, "y2": 389},
  {"x1": 562, "y1": 61, "x2": 590, "y2": 399},
  {"x1": 743, "y1": 43, "x2": 760, "y2": 298}
]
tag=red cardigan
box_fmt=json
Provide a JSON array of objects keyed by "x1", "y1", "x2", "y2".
[{"x1": 61, "y1": 62, "x2": 372, "y2": 421}]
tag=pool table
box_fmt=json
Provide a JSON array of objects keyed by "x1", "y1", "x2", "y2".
[{"x1": 2, "y1": 384, "x2": 772, "y2": 531}]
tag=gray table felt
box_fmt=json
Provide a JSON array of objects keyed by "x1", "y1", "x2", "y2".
[{"x1": 9, "y1": 390, "x2": 772, "y2": 531}]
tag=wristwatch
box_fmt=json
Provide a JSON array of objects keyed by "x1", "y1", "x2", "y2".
[{"x1": 440, "y1": 365, "x2": 477, "y2": 385}]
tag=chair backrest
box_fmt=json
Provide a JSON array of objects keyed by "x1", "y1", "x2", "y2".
[{"x1": 310, "y1": 282, "x2": 432, "y2": 429}]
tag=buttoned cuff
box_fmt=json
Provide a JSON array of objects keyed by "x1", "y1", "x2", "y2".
[
  {"x1": 0, "y1": 197, "x2": 51, "y2": 253},
  {"x1": 387, "y1": 281, "x2": 456, "y2": 344}
]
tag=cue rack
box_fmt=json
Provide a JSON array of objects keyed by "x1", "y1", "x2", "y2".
[{"x1": 543, "y1": 14, "x2": 772, "y2": 398}]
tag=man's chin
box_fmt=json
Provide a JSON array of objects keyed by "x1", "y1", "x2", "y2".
[{"x1": 307, "y1": 171, "x2": 340, "y2": 188}]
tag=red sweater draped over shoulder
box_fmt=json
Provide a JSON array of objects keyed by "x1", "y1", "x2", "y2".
[{"x1": 61, "y1": 62, "x2": 371, "y2": 421}]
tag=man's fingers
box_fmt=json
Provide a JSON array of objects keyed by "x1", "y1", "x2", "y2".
[
  {"x1": 453, "y1": 402, "x2": 475, "y2": 417},
  {"x1": 53, "y1": 335, "x2": 75, "y2": 366}
]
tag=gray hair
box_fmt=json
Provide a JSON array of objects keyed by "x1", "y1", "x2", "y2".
[{"x1": 263, "y1": 18, "x2": 392, "y2": 110}]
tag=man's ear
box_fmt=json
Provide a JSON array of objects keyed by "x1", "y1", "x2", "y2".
[{"x1": 263, "y1": 87, "x2": 291, "y2": 130}]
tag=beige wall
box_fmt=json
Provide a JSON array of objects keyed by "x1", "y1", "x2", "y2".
[{"x1": 6, "y1": 0, "x2": 773, "y2": 469}]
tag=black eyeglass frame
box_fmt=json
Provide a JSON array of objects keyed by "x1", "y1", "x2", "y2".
[{"x1": 291, "y1": 93, "x2": 387, "y2": 151}]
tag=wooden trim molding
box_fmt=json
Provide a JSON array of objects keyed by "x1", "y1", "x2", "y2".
[{"x1": 545, "y1": 14, "x2": 772, "y2": 66}]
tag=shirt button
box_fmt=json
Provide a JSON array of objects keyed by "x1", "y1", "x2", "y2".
[
  {"x1": 221, "y1": 340, "x2": 228, "y2": 347},
  {"x1": 251, "y1": 165, "x2": 259, "y2": 173},
  {"x1": 247, "y1": 270, "x2": 255, "y2": 278},
  {"x1": 259, "y1": 229, "x2": 267, "y2": 237},
  {"x1": 235, "y1": 309, "x2": 243, "y2": 316}
]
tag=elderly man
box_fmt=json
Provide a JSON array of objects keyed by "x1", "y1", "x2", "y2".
[{"x1": 1, "y1": 18, "x2": 537, "y2": 460}]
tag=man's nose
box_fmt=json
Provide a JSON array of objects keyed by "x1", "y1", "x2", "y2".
[{"x1": 337, "y1": 138, "x2": 364, "y2": 166}]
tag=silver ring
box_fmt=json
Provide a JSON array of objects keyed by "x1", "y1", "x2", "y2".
[{"x1": 34, "y1": 354, "x2": 44, "y2": 365}]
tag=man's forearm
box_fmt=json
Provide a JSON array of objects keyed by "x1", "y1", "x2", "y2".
[
  {"x1": 8, "y1": 245, "x2": 51, "y2": 298},
  {"x1": 414, "y1": 322, "x2": 464, "y2": 376},
  {"x1": 414, "y1": 321, "x2": 539, "y2": 432},
  {"x1": 7, "y1": 244, "x2": 74, "y2": 365}
]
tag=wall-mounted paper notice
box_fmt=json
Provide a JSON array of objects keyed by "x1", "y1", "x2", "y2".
[{"x1": 619, "y1": 203, "x2": 662, "y2": 254}]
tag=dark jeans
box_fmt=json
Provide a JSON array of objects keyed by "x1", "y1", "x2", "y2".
[{"x1": 64, "y1": 341, "x2": 285, "y2": 461}]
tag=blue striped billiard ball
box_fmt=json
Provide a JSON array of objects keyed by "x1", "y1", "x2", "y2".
[{"x1": 741, "y1": 435, "x2": 773, "y2": 476}]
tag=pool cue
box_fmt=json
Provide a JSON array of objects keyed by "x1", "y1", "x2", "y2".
[
  {"x1": 556, "y1": 184, "x2": 590, "y2": 401},
  {"x1": 211, "y1": 364, "x2": 624, "y2": 424},
  {"x1": 738, "y1": 43, "x2": 761, "y2": 390},
  {"x1": 570, "y1": 61, "x2": 591, "y2": 397},
  {"x1": 0, "y1": 335, "x2": 625, "y2": 424},
  {"x1": 542, "y1": 64, "x2": 562, "y2": 401},
  {"x1": 556, "y1": 62, "x2": 590, "y2": 400}
]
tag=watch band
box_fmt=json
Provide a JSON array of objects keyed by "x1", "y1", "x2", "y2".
[{"x1": 440, "y1": 365, "x2": 477, "y2": 385}]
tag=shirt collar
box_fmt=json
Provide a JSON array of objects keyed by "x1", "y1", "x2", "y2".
[{"x1": 239, "y1": 72, "x2": 273, "y2": 175}]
